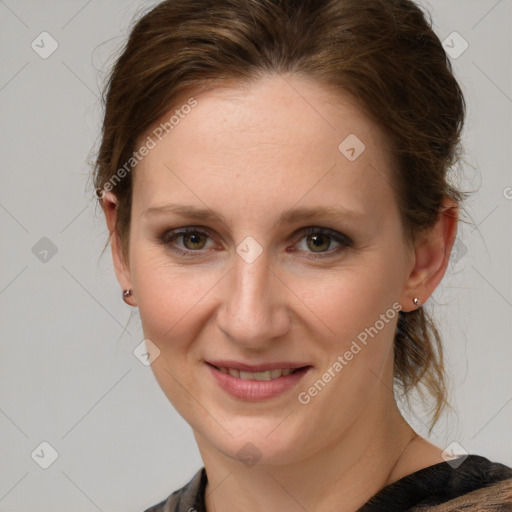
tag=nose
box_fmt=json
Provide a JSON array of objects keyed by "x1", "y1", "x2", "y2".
[{"x1": 215, "y1": 249, "x2": 291, "y2": 350}]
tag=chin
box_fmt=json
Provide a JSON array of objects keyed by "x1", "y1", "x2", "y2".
[{"x1": 197, "y1": 419, "x2": 310, "y2": 468}]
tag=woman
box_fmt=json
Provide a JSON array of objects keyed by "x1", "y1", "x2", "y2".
[{"x1": 92, "y1": 0, "x2": 512, "y2": 510}]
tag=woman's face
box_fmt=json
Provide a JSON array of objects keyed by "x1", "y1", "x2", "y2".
[{"x1": 118, "y1": 73, "x2": 418, "y2": 465}]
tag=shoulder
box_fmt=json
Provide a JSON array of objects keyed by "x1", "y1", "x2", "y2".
[
  {"x1": 141, "y1": 468, "x2": 207, "y2": 512},
  {"x1": 360, "y1": 455, "x2": 512, "y2": 511},
  {"x1": 422, "y1": 476, "x2": 512, "y2": 511}
]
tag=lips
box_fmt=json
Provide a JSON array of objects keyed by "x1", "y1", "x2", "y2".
[
  {"x1": 205, "y1": 361, "x2": 312, "y2": 401},
  {"x1": 206, "y1": 360, "x2": 309, "y2": 372},
  {"x1": 213, "y1": 366, "x2": 298, "y2": 380}
]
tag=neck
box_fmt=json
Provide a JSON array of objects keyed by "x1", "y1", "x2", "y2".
[{"x1": 196, "y1": 385, "x2": 418, "y2": 512}]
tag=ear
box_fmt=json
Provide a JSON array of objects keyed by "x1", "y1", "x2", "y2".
[
  {"x1": 101, "y1": 191, "x2": 136, "y2": 306},
  {"x1": 399, "y1": 197, "x2": 458, "y2": 312}
]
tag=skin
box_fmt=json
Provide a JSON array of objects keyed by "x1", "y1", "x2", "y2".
[{"x1": 103, "y1": 73, "x2": 457, "y2": 512}]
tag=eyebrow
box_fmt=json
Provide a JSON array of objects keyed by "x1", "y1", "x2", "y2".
[{"x1": 142, "y1": 203, "x2": 366, "y2": 227}]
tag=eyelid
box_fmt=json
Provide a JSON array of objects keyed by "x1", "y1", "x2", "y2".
[
  {"x1": 159, "y1": 226, "x2": 219, "y2": 249},
  {"x1": 158, "y1": 225, "x2": 353, "y2": 257},
  {"x1": 292, "y1": 226, "x2": 353, "y2": 247}
]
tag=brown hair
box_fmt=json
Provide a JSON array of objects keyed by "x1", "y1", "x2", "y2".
[{"x1": 92, "y1": 0, "x2": 467, "y2": 429}]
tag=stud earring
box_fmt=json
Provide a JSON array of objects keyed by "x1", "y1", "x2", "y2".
[
  {"x1": 122, "y1": 289, "x2": 133, "y2": 304},
  {"x1": 413, "y1": 297, "x2": 420, "y2": 306}
]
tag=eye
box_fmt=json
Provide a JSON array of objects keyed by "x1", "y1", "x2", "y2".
[
  {"x1": 157, "y1": 226, "x2": 353, "y2": 258},
  {"x1": 290, "y1": 227, "x2": 353, "y2": 259},
  {"x1": 158, "y1": 227, "x2": 215, "y2": 256}
]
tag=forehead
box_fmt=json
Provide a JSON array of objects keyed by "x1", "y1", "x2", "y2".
[{"x1": 133, "y1": 73, "x2": 396, "y2": 222}]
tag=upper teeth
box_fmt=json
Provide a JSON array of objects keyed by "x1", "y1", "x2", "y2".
[{"x1": 216, "y1": 366, "x2": 296, "y2": 380}]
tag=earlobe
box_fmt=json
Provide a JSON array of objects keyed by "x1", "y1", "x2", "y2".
[
  {"x1": 101, "y1": 192, "x2": 136, "y2": 306},
  {"x1": 399, "y1": 198, "x2": 458, "y2": 312}
]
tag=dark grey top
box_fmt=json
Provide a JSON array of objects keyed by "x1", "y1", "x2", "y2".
[{"x1": 142, "y1": 455, "x2": 512, "y2": 511}]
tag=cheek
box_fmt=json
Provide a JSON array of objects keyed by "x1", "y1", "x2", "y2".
[
  {"x1": 295, "y1": 269, "x2": 400, "y2": 427},
  {"x1": 299, "y1": 260, "x2": 402, "y2": 343},
  {"x1": 130, "y1": 254, "x2": 216, "y2": 417},
  {"x1": 131, "y1": 250, "x2": 218, "y2": 336}
]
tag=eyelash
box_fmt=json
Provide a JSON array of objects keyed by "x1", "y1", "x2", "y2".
[{"x1": 157, "y1": 226, "x2": 353, "y2": 259}]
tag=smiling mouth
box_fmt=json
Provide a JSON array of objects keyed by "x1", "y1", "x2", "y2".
[
  {"x1": 206, "y1": 363, "x2": 312, "y2": 401},
  {"x1": 208, "y1": 364, "x2": 306, "y2": 381}
]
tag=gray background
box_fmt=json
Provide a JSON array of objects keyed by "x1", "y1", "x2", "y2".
[{"x1": 0, "y1": 0, "x2": 511, "y2": 511}]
